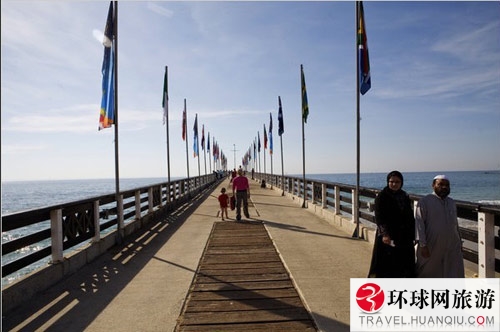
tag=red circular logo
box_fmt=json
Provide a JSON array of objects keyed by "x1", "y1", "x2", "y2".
[{"x1": 356, "y1": 282, "x2": 385, "y2": 313}]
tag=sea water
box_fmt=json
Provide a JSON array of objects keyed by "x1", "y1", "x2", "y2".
[{"x1": 302, "y1": 170, "x2": 500, "y2": 205}]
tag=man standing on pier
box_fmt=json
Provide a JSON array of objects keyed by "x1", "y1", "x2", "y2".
[
  {"x1": 232, "y1": 168, "x2": 250, "y2": 221},
  {"x1": 415, "y1": 175, "x2": 465, "y2": 278}
]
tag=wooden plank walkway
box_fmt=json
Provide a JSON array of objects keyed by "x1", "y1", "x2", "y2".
[{"x1": 175, "y1": 221, "x2": 318, "y2": 331}]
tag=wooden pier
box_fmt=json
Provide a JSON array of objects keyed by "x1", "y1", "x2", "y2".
[{"x1": 175, "y1": 221, "x2": 317, "y2": 331}]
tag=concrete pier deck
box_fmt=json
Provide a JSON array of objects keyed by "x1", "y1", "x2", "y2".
[{"x1": 1, "y1": 177, "x2": 383, "y2": 332}]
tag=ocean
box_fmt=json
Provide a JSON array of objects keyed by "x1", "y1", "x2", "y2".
[
  {"x1": 1, "y1": 177, "x2": 181, "y2": 215},
  {"x1": 302, "y1": 170, "x2": 500, "y2": 205},
  {"x1": 1, "y1": 171, "x2": 499, "y2": 287}
]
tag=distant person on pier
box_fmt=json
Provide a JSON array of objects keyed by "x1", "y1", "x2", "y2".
[
  {"x1": 415, "y1": 175, "x2": 464, "y2": 278},
  {"x1": 232, "y1": 168, "x2": 250, "y2": 221},
  {"x1": 368, "y1": 170, "x2": 416, "y2": 278},
  {"x1": 230, "y1": 168, "x2": 237, "y2": 183},
  {"x1": 218, "y1": 187, "x2": 229, "y2": 221}
]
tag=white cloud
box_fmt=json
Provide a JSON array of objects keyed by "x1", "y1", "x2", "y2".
[
  {"x1": 1, "y1": 143, "x2": 47, "y2": 155},
  {"x1": 147, "y1": 2, "x2": 174, "y2": 18},
  {"x1": 431, "y1": 21, "x2": 500, "y2": 63}
]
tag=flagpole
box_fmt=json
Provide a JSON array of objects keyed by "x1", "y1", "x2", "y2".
[
  {"x1": 280, "y1": 135, "x2": 284, "y2": 195},
  {"x1": 254, "y1": 140, "x2": 257, "y2": 176},
  {"x1": 270, "y1": 147, "x2": 273, "y2": 189},
  {"x1": 212, "y1": 137, "x2": 215, "y2": 172},
  {"x1": 232, "y1": 144, "x2": 237, "y2": 170},
  {"x1": 258, "y1": 132, "x2": 261, "y2": 175},
  {"x1": 301, "y1": 113, "x2": 306, "y2": 208},
  {"x1": 278, "y1": 96, "x2": 285, "y2": 196},
  {"x1": 263, "y1": 125, "x2": 267, "y2": 176},
  {"x1": 269, "y1": 113, "x2": 273, "y2": 189},
  {"x1": 184, "y1": 99, "x2": 190, "y2": 189},
  {"x1": 196, "y1": 115, "x2": 201, "y2": 180},
  {"x1": 164, "y1": 66, "x2": 171, "y2": 185},
  {"x1": 203, "y1": 126, "x2": 207, "y2": 176},
  {"x1": 197, "y1": 139, "x2": 200, "y2": 183},
  {"x1": 208, "y1": 133, "x2": 211, "y2": 173},
  {"x1": 300, "y1": 64, "x2": 307, "y2": 209},
  {"x1": 354, "y1": 1, "x2": 361, "y2": 238},
  {"x1": 111, "y1": 1, "x2": 123, "y2": 243}
]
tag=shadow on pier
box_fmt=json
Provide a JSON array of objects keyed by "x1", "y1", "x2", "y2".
[{"x1": 3, "y1": 178, "x2": 376, "y2": 332}]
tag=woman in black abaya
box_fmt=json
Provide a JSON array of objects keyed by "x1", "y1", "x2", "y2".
[{"x1": 368, "y1": 170, "x2": 416, "y2": 278}]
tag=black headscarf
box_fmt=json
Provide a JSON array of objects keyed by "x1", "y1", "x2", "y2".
[
  {"x1": 385, "y1": 170, "x2": 406, "y2": 210},
  {"x1": 386, "y1": 170, "x2": 404, "y2": 187}
]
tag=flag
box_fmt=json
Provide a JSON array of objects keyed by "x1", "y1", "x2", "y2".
[
  {"x1": 358, "y1": 1, "x2": 371, "y2": 95},
  {"x1": 207, "y1": 132, "x2": 210, "y2": 153},
  {"x1": 212, "y1": 138, "x2": 215, "y2": 158},
  {"x1": 98, "y1": 1, "x2": 115, "y2": 130},
  {"x1": 201, "y1": 125, "x2": 205, "y2": 151},
  {"x1": 269, "y1": 113, "x2": 273, "y2": 155},
  {"x1": 278, "y1": 96, "x2": 284, "y2": 136},
  {"x1": 213, "y1": 141, "x2": 219, "y2": 161},
  {"x1": 162, "y1": 66, "x2": 168, "y2": 125},
  {"x1": 263, "y1": 124, "x2": 268, "y2": 149},
  {"x1": 182, "y1": 102, "x2": 187, "y2": 140},
  {"x1": 193, "y1": 114, "x2": 199, "y2": 158},
  {"x1": 301, "y1": 64, "x2": 309, "y2": 123},
  {"x1": 258, "y1": 132, "x2": 261, "y2": 152},
  {"x1": 253, "y1": 139, "x2": 256, "y2": 160}
]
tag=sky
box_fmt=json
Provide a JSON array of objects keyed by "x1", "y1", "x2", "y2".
[{"x1": 1, "y1": 0, "x2": 499, "y2": 182}]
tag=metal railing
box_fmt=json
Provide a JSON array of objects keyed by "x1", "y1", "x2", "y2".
[
  {"x1": 256, "y1": 172, "x2": 500, "y2": 277},
  {"x1": 2, "y1": 171, "x2": 498, "y2": 286},
  {"x1": 1, "y1": 174, "x2": 218, "y2": 283}
]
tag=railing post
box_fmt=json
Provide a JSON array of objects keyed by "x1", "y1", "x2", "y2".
[
  {"x1": 311, "y1": 181, "x2": 316, "y2": 205},
  {"x1": 334, "y1": 186, "x2": 340, "y2": 215},
  {"x1": 118, "y1": 194, "x2": 124, "y2": 231},
  {"x1": 478, "y1": 211, "x2": 495, "y2": 278},
  {"x1": 322, "y1": 183, "x2": 327, "y2": 208},
  {"x1": 148, "y1": 187, "x2": 153, "y2": 213},
  {"x1": 351, "y1": 189, "x2": 358, "y2": 223},
  {"x1": 135, "y1": 190, "x2": 141, "y2": 220},
  {"x1": 93, "y1": 200, "x2": 101, "y2": 242},
  {"x1": 50, "y1": 208, "x2": 63, "y2": 263},
  {"x1": 159, "y1": 185, "x2": 163, "y2": 208}
]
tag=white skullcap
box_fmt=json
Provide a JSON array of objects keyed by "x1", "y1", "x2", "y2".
[{"x1": 433, "y1": 174, "x2": 448, "y2": 180}]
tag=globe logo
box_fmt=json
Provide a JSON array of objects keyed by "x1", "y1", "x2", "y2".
[{"x1": 356, "y1": 282, "x2": 385, "y2": 313}]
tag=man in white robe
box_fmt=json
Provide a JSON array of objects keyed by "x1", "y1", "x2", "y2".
[{"x1": 415, "y1": 175, "x2": 465, "y2": 278}]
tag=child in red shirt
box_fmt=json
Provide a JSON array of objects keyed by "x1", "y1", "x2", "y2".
[{"x1": 218, "y1": 187, "x2": 229, "y2": 220}]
